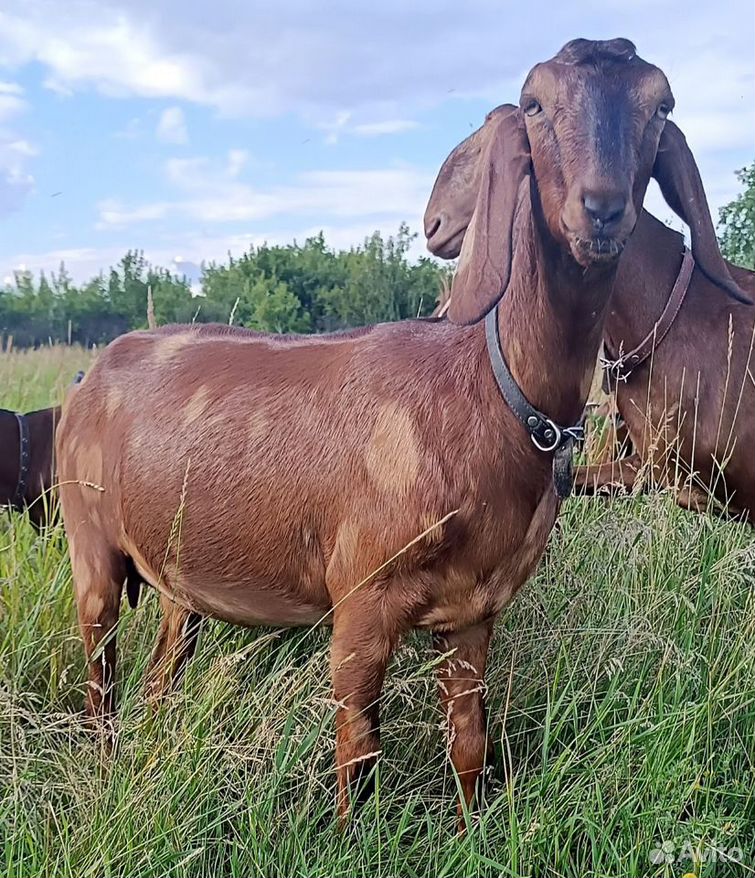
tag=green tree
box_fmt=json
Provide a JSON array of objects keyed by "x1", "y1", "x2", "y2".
[
  {"x1": 250, "y1": 277, "x2": 311, "y2": 333},
  {"x1": 106, "y1": 251, "x2": 194, "y2": 328},
  {"x1": 718, "y1": 161, "x2": 755, "y2": 269},
  {"x1": 0, "y1": 226, "x2": 452, "y2": 349}
]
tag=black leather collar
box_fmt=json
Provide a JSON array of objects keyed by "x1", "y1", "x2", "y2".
[
  {"x1": 1, "y1": 411, "x2": 31, "y2": 511},
  {"x1": 485, "y1": 305, "x2": 584, "y2": 499},
  {"x1": 13, "y1": 413, "x2": 30, "y2": 509}
]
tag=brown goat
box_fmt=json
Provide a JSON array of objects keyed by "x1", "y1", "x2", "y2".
[
  {"x1": 583, "y1": 213, "x2": 754, "y2": 520},
  {"x1": 424, "y1": 107, "x2": 753, "y2": 523},
  {"x1": 58, "y1": 38, "x2": 689, "y2": 822}
]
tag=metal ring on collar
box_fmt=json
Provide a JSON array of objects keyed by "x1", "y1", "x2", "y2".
[
  {"x1": 563, "y1": 424, "x2": 585, "y2": 443},
  {"x1": 531, "y1": 419, "x2": 562, "y2": 452}
]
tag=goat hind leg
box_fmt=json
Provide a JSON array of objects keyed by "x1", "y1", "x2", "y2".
[
  {"x1": 144, "y1": 593, "x2": 203, "y2": 706},
  {"x1": 330, "y1": 600, "x2": 397, "y2": 821},
  {"x1": 70, "y1": 539, "x2": 125, "y2": 723}
]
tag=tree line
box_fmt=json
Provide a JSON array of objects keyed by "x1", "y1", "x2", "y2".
[
  {"x1": 2, "y1": 161, "x2": 752, "y2": 349},
  {"x1": 1, "y1": 225, "x2": 452, "y2": 349}
]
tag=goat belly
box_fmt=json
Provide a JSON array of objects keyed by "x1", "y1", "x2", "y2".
[
  {"x1": 117, "y1": 528, "x2": 332, "y2": 628},
  {"x1": 169, "y1": 576, "x2": 331, "y2": 628}
]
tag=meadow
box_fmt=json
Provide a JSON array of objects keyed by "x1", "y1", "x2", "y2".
[{"x1": 1, "y1": 345, "x2": 754, "y2": 877}]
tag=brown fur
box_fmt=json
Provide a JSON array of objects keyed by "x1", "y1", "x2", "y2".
[
  {"x1": 424, "y1": 61, "x2": 753, "y2": 524},
  {"x1": 57, "y1": 38, "x2": 677, "y2": 823}
]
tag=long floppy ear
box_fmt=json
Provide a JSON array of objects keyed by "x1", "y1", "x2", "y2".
[
  {"x1": 448, "y1": 110, "x2": 531, "y2": 325},
  {"x1": 653, "y1": 120, "x2": 750, "y2": 305},
  {"x1": 424, "y1": 103, "x2": 518, "y2": 260}
]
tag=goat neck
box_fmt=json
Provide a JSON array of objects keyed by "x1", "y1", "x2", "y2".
[
  {"x1": 603, "y1": 210, "x2": 684, "y2": 359},
  {"x1": 496, "y1": 189, "x2": 617, "y2": 429}
]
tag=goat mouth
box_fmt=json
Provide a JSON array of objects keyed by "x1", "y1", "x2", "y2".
[
  {"x1": 570, "y1": 235, "x2": 625, "y2": 267},
  {"x1": 427, "y1": 227, "x2": 465, "y2": 260}
]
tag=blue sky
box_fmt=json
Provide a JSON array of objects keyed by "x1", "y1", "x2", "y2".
[{"x1": 0, "y1": 0, "x2": 752, "y2": 286}]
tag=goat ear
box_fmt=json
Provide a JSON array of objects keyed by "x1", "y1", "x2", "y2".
[
  {"x1": 652, "y1": 120, "x2": 751, "y2": 305},
  {"x1": 448, "y1": 110, "x2": 531, "y2": 325},
  {"x1": 424, "y1": 103, "x2": 519, "y2": 260}
]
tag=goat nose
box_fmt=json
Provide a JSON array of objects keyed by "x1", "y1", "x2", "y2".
[
  {"x1": 582, "y1": 191, "x2": 627, "y2": 230},
  {"x1": 424, "y1": 215, "x2": 442, "y2": 239}
]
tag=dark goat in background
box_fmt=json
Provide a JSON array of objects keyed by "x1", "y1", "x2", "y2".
[{"x1": 1, "y1": 371, "x2": 85, "y2": 529}]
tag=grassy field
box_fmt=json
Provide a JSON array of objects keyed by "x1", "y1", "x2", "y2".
[{"x1": 1, "y1": 346, "x2": 754, "y2": 877}]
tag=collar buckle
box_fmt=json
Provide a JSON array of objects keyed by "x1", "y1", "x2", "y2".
[{"x1": 531, "y1": 418, "x2": 562, "y2": 452}]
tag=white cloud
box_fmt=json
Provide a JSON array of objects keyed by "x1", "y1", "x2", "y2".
[
  {"x1": 0, "y1": 80, "x2": 26, "y2": 118},
  {"x1": 0, "y1": 167, "x2": 33, "y2": 214},
  {"x1": 156, "y1": 106, "x2": 188, "y2": 144},
  {"x1": 0, "y1": 8, "x2": 228, "y2": 105},
  {"x1": 0, "y1": 0, "x2": 746, "y2": 125},
  {"x1": 0, "y1": 90, "x2": 25, "y2": 121},
  {"x1": 0, "y1": 0, "x2": 751, "y2": 243},
  {"x1": 657, "y1": 45, "x2": 753, "y2": 157},
  {"x1": 352, "y1": 119, "x2": 419, "y2": 137},
  {"x1": 163, "y1": 149, "x2": 250, "y2": 188},
  {"x1": 96, "y1": 200, "x2": 170, "y2": 226},
  {"x1": 0, "y1": 79, "x2": 34, "y2": 216},
  {"x1": 314, "y1": 112, "x2": 418, "y2": 143},
  {"x1": 0, "y1": 4, "x2": 251, "y2": 113},
  {"x1": 226, "y1": 148, "x2": 248, "y2": 177},
  {"x1": 98, "y1": 149, "x2": 432, "y2": 227},
  {"x1": 317, "y1": 110, "x2": 351, "y2": 145},
  {"x1": 5, "y1": 138, "x2": 37, "y2": 156}
]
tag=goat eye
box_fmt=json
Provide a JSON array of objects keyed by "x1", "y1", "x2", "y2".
[
  {"x1": 656, "y1": 103, "x2": 671, "y2": 120},
  {"x1": 524, "y1": 100, "x2": 542, "y2": 117}
]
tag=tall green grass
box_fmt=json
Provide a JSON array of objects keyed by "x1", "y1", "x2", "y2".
[
  {"x1": 1, "y1": 347, "x2": 753, "y2": 877},
  {"x1": 0, "y1": 345, "x2": 92, "y2": 411}
]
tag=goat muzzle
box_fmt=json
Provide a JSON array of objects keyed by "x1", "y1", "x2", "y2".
[
  {"x1": 571, "y1": 234, "x2": 626, "y2": 267},
  {"x1": 425, "y1": 214, "x2": 465, "y2": 260}
]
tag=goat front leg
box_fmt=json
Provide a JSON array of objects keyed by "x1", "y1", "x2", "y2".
[
  {"x1": 573, "y1": 452, "x2": 643, "y2": 496},
  {"x1": 330, "y1": 599, "x2": 397, "y2": 822},
  {"x1": 144, "y1": 593, "x2": 203, "y2": 707},
  {"x1": 433, "y1": 618, "x2": 494, "y2": 827}
]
